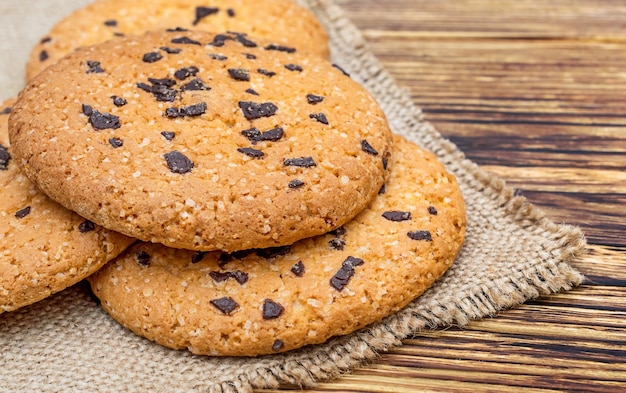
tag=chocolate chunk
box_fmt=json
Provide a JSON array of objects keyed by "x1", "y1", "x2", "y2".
[
  {"x1": 210, "y1": 297, "x2": 239, "y2": 315},
  {"x1": 309, "y1": 113, "x2": 329, "y2": 125},
  {"x1": 136, "y1": 251, "x2": 151, "y2": 267},
  {"x1": 78, "y1": 220, "x2": 96, "y2": 233},
  {"x1": 228, "y1": 68, "x2": 250, "y2": 81},
  {"x1": 328, "y1": 238, "x2": 345, "y2": 251},
  {"x1": 407, "y1": 230, "x2": 433, "y2": 241},
  {"x1": 284, "y1": 64, "x2": 302, "y2": 72},
  {"x1": 193, "y1": 6, "x2": 219, "y2": 25},
  {"x1": 172, "y1": 36, "x2": 201, "y2": 45},
  {"x1": 283, "y1": 156, "x2": 316, "y2": 168},
  {"x1": 86, "y1": 60, "x2": 104, "y2": 73},
  {"x1": 361, "y1": 140, "x2": 379, "y2": 156},
  {"x1": 332, "y1": 64, "x2": 350, "y2": 77},
  {"x1": 262, "y1": 299, "x2": 284, "y2": 319},
  {"x1": 39, "y1": 50, "x2": 49, "y2": 62},
  {"x1": 217, "y1": 253, "x2": 233, "y2": 267},
  {"x1": 0, "y1": 145, "x2": 11, "y2": 170},
  {"x1": 265, "y1": 44, "x2": 296, "y2": 53},
  {"x1": 272, "y1": 340, "x2": 284, "y2": 352},
  {"x1": 382, "y1": 211, "x2": 411, "y2": 222},
  {"x1": 108, "y1": 137, "x2": 123, "y2": 148},
  {"x1": 257, "y1": 246, "x2": 291, "y2": 259},
  {"x1": 210, "y1": 54, "x2": 228, "y2": 61},
  {"x1": 210, "y1": 271, "x2": 248, "y2": 285},
  {"x1": 15, "y1": 206, "x2": 31, "y2": 219},
  {"x1": 160, "y1": 46, "x2": 182, "y2": 54},
  {"x1": 330, "y1": 227, "x2": 347, "y2": 237},
  {"x1": 231, "y1": 249, "x2": 254, "y2": 259},
  {"x1": 165, "y1": 107, "x2": 181, "y2": 118},
  {"x1": 40, "y1": 36, "x2": 52, "y2": 44},
  {"x1": 137, "y1": 81, "x2": 178, "y2": 102},
  {"x1": 180, "y1": 102, "x2": 207, "y2": 116},
  {"x1": 227, "y1": 8, "x2": 235, "y2": 17},
  {"x1": 245, "y1": 88, "x2": 259, "y2": 96},
  {"x1": 306, "y1": 94, "x2": 324, "y2": 105},
  {"x1": 104, "y1": 19, "x2": 117, "y2": 27},
  {"x1": 231, "y1": 270, "x2": 249, "y2": 285},
  {"x1": 0, "y1": 107, "x2": 11, "y2": 115},
  {"x1": 174, "y1": 66, "x2": 199, "y2": 80},
  {"x1": 238, "y1": 101, "x2": 278, "y2": 120},
  {"x1": 244, "y1": 53, "x2": 256, "y2": 60},
  {"x1": 209, "y1": 271, "x2": 231, "y2": 283},
  {"x1": 142, "y1": 52, "x2": 163, "y2": 63},
  {"x1": 149, "y1": 77, "x2": 177, "y2": 87},
  {"x1": 237, "y1": 147, "x2": 264, "y2": 159},
  {"x1": 191, "y1": 251, "x2": 207, "y2": 264},
  {"x1": 211, "y1": 34, "x2": 233, "y2": 47},
  {"x1": 288, "y1": 179, "x2": 305, "y2": 189},
  {"x1": 111, "y1": 96, "x2": 127, "y2": 107},
  {"x1": 428, "y1": 206, "x2": 438, "y2": 215},
  {"x1": 241, "y1": 127, "x2": 261, "y2": 141},
  {"x1": 164, "y1": 151, "x2": 194, "y2": 174},
  {"x1": 291, "y1": 261, "x2": 305, "y2": 277},
  {"x1": 89, "y1": 111, "x2": 121, "y2": 130},
  {"x1": 378, "y1": 184, "x2": 387, "y2": 195},
  {"x1": 241, "y1": 127, "x2": 284, "y2": 144},
  {"x1": 167, "y1": 27, "x2": 188, "y2": 32},
  {"x1": 81, "y1": 104, "x2": 93, "y2": 116},
  {"x1": 235, "y1": 34, "x2": 257, "y2": 48},
  {"x1": 382, "y1": 156, "x2": 389, "y2": 170},
  {"x1": 257, "y1": 68, "x2": 276, "y2": 78},
  {"x1": 181, "y1": 78, "x2": 211, "y2": 91},
  {"x1": 161, "y1": 131, "x2": 175, "y2": 141},
  {"x1": 330, "y1": 256, "x2": 364, "y2": 291}
]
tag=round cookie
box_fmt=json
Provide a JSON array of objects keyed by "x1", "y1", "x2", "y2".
[
  {"x1": 10, "y1": 30, "x2": 393, "y2": 252},
  {"x1": 88, "y1": 134, "x2": 466, "y2": 356},
  {"x1": 0, "y1": 98, "x2": 135, "y2": 314},
  {"x1": 27, "y1": 0, "x2": 329, "y2": 80}
]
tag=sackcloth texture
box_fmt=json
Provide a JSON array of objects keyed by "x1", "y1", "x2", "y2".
[{"x1": 0, "y1": 0, "x2": 586, "y2": 392}]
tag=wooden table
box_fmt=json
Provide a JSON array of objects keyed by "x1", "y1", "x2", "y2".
[{"x1": 264, "y1": 1, "x2": 626, "y2": 391}]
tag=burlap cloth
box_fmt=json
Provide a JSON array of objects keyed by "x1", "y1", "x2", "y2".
[{"x1": 0, "y1": 0, "x2": 585, "y2": 392}]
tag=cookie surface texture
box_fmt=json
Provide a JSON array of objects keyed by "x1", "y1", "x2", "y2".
[
  {"x1": 10, "y1": 31, "x2": 392, "y2": 252},
  {"x1": 27, "y1": 0, "x2": 329, "y2": 80},
  {"x1": 88, "y1": 134, "x2": 466, "y2": 356},
  {"x1": 0, "y1": 98, "x2": 134, "y2": 314}
]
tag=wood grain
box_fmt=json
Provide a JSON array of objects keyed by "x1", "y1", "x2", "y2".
[{"x1": 258, "y1": 0, "x2": 626, "y2": 392}]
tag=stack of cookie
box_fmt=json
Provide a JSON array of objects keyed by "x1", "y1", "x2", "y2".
[{"x1": 1, "y1": 0, "x2": 466, "y2": 357}]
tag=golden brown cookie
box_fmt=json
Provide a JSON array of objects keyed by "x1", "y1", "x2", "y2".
[
  {"x1": 27, "y1": 0, "x2": 329, "y2": 80},
  {"x1": 0, "y1": 98, "x2": 134, "y2": 314},
  {"x1": 10, "y1": 30, "x2": 392, "y2": 252},
  {"x1": 88, "y1": 134, "x2": 466, "y2": 356}
]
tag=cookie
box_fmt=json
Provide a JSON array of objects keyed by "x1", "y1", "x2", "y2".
[
  {"x1": 26, "y1": 0, "x2": 329, "y2": 80},
  {"x1": 0, "y1": 98, "x2": 134, "y2": 314},
  {"x1": 88, "y1": 134, "x2": 466, "y2": 356},
  {"x1": 10, "y1": 30, "x2": 392, "y2": 252}
]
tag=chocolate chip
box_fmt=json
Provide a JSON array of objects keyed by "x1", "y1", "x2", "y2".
[
  {"x1": 149, "y1": 77, "x2": 177, "y2": 88},
  {"x1": 111, "y1": 96, "x2": 127, "y2": 107},
  {"x1": 237, "y1": 147, "x2": 264, "y2": 159},
  {"x1": 272, "y1": 340, "x2": 284, "y2": 352},
  {"x1": 310, "y1": 113, "x2": 329, "y2": 125},
  {"x1": 428, "y1": 206, "x2": 438, "y2": 215},
  {"x1": 78, "y1": 220, "x2": 96, "y2": 233},
  {"x1": 172, "y1": 36, "x2": 201, "y2": 45},
  {"x1": 89, "y1": 111, "x2": 121, "y2": 130},
  {"x1": 378, "y1": 184, "x2": 387, "y2": 195},
  {"x1": 408, "y1": 230, "x2": 433, "y2": 241},
  {"x1": 245, "y1": 88, "x2": 259, "y2": 96},
  {"x1": 227, "y1": 8, "x2": 235, "y2": 17},
  {"x1": 361, "y1": 140, "x2": 379, "y2": 156},
  {"x1": 161, "y1": 131, "x2": 175, "y2": 141},
  {"x1": 330, "y1": 256, "x2": 364, "y2": 291},
  {"x1": 108, "y1": 137, "x2": 123, "y2": 148},
  {"x1": 191, "y1": 251, "x2": 207, "y2": 264},
  {"x1": 174, "y1": 66, "x2": 199, "y2": 80},
  {"x1": 209, "y1": 271, "x2": 248, "y2": 285},
  {"x1": 265, "y1": 44, "x2": 296, "y2": 53},
  {"x1": 288, "y1": 179, "x2": 305, "y2": 189},
  {"x1": 0, "y1": 145, "x2": 11, "y2": 170},
  {"x1": 328, "y1": 238, "x2": 345, "y2": 251},
  {"x1": 193, "y1": 6, "x2": 219, "y2": 25},
  {"x1": 136, "y1": 251, "x2": 151, "y2": 267},
  {"x1": 104, "y1": 19, "x2": 117, "y2": 27},
  {"x1": 235, "y1": 34, "x2": 257, "y2": 48},
  {"x1": 262, "y1": 299, "x2": 284, "y2": 319},
  {"x1": 39, "y1": 50, "x2": 49, "y2": 62},
  {"x1": 291, "y1": 261, "x2": 305, "y2": 277},
  {"x1": 228, "y1": 68, "x2": 250, "y2": 81},
  {"x1": 167, "y1": 27, "x2": 188, "y2": 32},
  {"x1": 211, "y1": 34, "x2": 232, "y2": 47},
  {"x1": 231, "y1": 249, "x2": 254, "y2": 259},
  {"x1": 285, "y1": 64, "x2": 302, "y2": 72},
  {"x1": 382, "y1": 156, "x2": 389, "y2": 170},
  {"x1": 257, "y1": 246, "x2": 291, "y2": 259},
  {"x1": 241, "y1": 127, "x2": 284, "y2": 144},
  {"x1": 137, "y1": 81, "x2": 178, "y2": 102},
  {"x1": 382, "y1": 211, "x2": 411, "y2": 222},
  {"x1": 0, "y1": 107, "x2": 11, "y2": 115},
  {"x1": 306, "y1": 94, "x2": 324, "y2": 105},
  {"x1": 257, "y1": 68, "x2": 276, "y2": 78},
  {"x1": 81, "y1": 104, "x2": 93, "y2": 116},
  {"x1": 210, "y1": 297, "x2": 239, "y2": 315},
  {"x1": 332, "y1": 64, "x2": 350, "y2": 77},
  {"x1": 244, "y1": 53, "x2": 256, "y2": 60},
  {"x1": 160, "y1": 46, "x2": 182, "y2": 54},
  {"x1": 181, "y1": 78, "x2": 211, "y2": 91},
  {"x1": 164, "y1": 151, "x2": 194, "y2": 174},
  {"x1": 180, "y1": 102, "x2": 207, "y2": 116},
  {"x1": 86, "y1": 60, "x2": 104, "y2": 73},
  {"x1": 330, "y1": 227, "x2": 347, "y2": 237},
  {"x1": 40, "y1": 36, "x2": 52, "y2": 44},
  {"x1": 142, "y1": 52, "x2": 163, "y2": 63},
  {"x1": 283, "y1": 157, "x2": 316, "y2": 168},
  {"x1": 218, "y1": 253, "x2": 233, "y2": 267},
  {"x1": 210, "y1": 54, "x2": 228, "y2": 61},
  {"x1": 165, "y1": 108, "x2": 181, "y2": 118},
  {"x1": 15, "y1": 206, "x2": 31, "y2": 219},
  {"x1": 238, "y1": 101, "x2": 278, "y2": 120}
]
